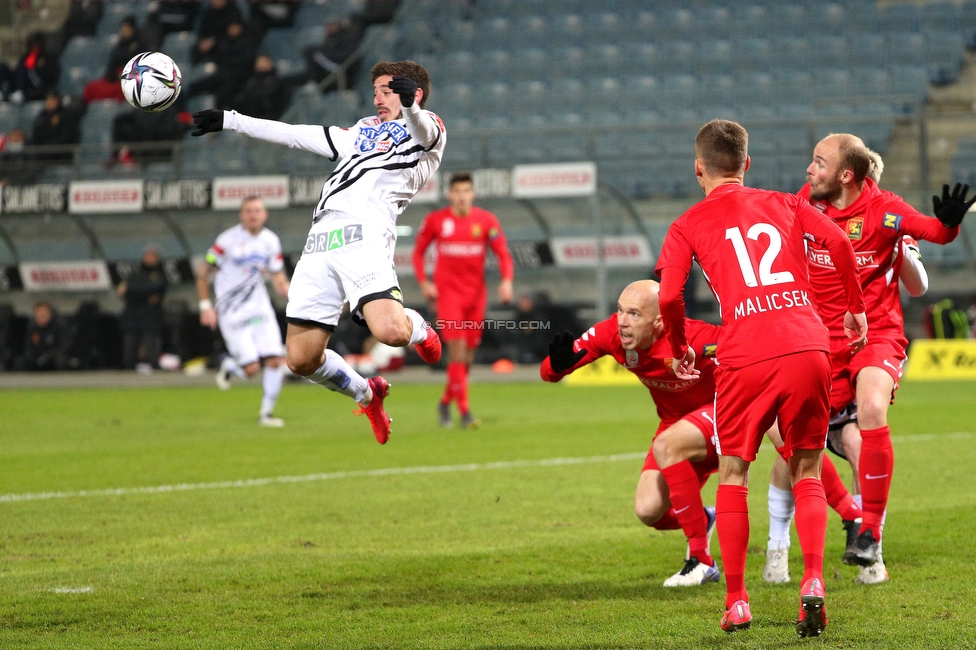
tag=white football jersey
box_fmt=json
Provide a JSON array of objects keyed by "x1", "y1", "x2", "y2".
[
  {"x1": 207, "y1": 224, "x2": 284, "y2": 320},
  {"x1": 224, "y1": 105, "x2": 446, "y2": 229}
]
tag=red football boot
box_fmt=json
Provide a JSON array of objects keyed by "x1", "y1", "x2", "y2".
[
  {"x1": 415, "y1": 325, "x2": 442, "y2": 364},
  {"x1": 720, "y1": 599, "x2": 752, "y2": 633},
  {"x1": 354, "y1": 376, "x2": 391, "y2": 444},
  {"x1": 796, "y1": 577, "x2": 828, "y2": 638}
]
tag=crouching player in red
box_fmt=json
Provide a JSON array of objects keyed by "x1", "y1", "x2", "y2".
[
  {"x1": 657, "y1": 120, "x2": 867, "y2": 637},
  {"x1": 413, "y1": 172, "x2": 514, "y2": 429},
  {"x1": 541, "y1": 280, "x2": 722, "y2": 588}
]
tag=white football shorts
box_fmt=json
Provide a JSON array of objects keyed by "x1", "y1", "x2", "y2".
[
  {"x1": 219, "y1": 309, "x2": 285, "y2": 366},
  {"x1": 286, "y1": 211, "x2": 401, "y2": 330}
]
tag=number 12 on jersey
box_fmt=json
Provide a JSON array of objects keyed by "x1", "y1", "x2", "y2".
[{"x1": 725, "y1": 224, "x2": 795, "y2": 288}]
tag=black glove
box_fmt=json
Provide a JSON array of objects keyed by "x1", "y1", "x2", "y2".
[
  {"x1": 388, "y1": 75, "x2": 418, "y2": 108},
  {"x1": 548, "y1": 330, "x2": 586, "y2": 373},
  {"x1": 191, "y1": 109, "x2": 224, "y2": 137},
  {"x1": 932, "y1": 182, "x2": 976, "y2": 229}
]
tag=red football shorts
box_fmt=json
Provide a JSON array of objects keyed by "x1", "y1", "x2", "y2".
[
  {"x1": 828, "y1": 336, "x2": 907, "y2": 414},
  {"x1": 715, "y1": 350, "x2": 831, "y2": 462},
  {"x1": 436, "y1": 293, "x2": 487, "y2": 347},
  {"x1": 642, "y1": 406, "x2": 719, "y2": 483}
]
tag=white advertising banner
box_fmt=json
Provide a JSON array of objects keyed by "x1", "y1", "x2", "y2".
[
  {"x1": 511, "y1": 162, "x2": 597, "y2": 198},
  {"x1": 20, "y1": 260, "x2": 112, "y2": 291},
  {"x1": 68, "y1": 180, "x2": 143, "y2": 214},
  {"x1": 212, "y1": 175, "x2": 289, "y2": 210},
  {"x1": 550, "y1": 236, "x2": 653, "y2": 268}
]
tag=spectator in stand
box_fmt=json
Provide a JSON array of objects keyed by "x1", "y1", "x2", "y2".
[
  {"x1": 192, "y1": 0, "x2": 245, "y2": 65},
  {"x1": 305, "y1": 17, "x2": 363, "y2": 91},
  {"x1": 31, "y1": 91, "x2": 81, "y2": 163},
  {"x1": 20, "y1": 302, "x2": 70, "y2": 372},
  {"x1": 0, "y1": 128, "x2": 40, "y2": 185},
  {"x1": 60, "y1": 0, "x2": 103, "y2": 43},
  {"x1": 112, "y1": 100, "x2": 189, "y2": 164},
  {"x1": 188, "y1": 19, "x2": 257, "y2": 108},
  {"x1": 118, "y1": 245, "x2": 169, "y2": 370},
  {"x1": 10, "y1": 32, "x2": 60, "y2": 103},
  {"x1": 247, "y1": 1, "x2": 298, "y2": 37},
  {"x1": 143, "y1": 0, "x2": 201, "y2": 50},
  {"x1": 83, "y1": 63, "x2": 126, "y2": 105},
  {"x1": 0, "y1": 61, "x2": 13, "y2": 101},
  {"x1": 357, "y1": 0, "x2": 399, "y2": 27},
  {"x1": 231, "y1": 54, "x2": 290, "y2": 120},
  {"x1": 108, "y1": 16, "x2": 145, "y2": 73}
]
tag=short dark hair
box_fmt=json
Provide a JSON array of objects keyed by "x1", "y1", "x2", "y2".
[
  {"x1": 371, "y1": 60, "x2": 432, "y2": 109},
  {"x1": 695, "y1": 119, "x2": 749, "y2": 176},
  {"x1": 834, "y1": 134, "x2": 872, "y2": 184},
  {"x1": 449, "y1": 171, "x2": 473, "y2": 187}
]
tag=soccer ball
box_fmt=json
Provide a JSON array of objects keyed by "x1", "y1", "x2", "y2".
[{"x1": 120, "y1": 52, "x2": 182, "y2": 112}]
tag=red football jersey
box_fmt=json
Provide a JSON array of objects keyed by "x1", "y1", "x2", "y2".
[
  {"x1": 413, "y1": 206, "x2": 514, "y2": 300},
  {"x1": 539, "y1": 314, "x2": 720, "y2": 429},
  {"x1": 798, "y1": 178, "x2": 958, "y2": 339},
  {"x1": 656, "y1": 183, "x2": 864, "y2": 370}
]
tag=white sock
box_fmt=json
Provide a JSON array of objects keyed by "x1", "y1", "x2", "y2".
[
  {"x1": 404, "y1": 308, "x2": 427, "y2": 345},
  {"x1": 306, "y1": 349, "x2": 370, "y2": 402},
  {"x1": 260, "y1": 364, "x2": 284, "y2": 416},
  {"x1": 853, "y1": 494, "x2": 862, "y2": 509},
  {"x1": 767, "y1": 484, "x2": 795, "y2": 552}
]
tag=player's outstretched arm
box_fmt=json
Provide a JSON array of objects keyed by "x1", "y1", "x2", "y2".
[
  {"x1": 195, "y1": 109, "x2": 341, "y2": 160},
  {"x1": 271, "y1": 270, "x2": 290, "y2": 299},
  {"x1": 932, "y1": 182, "x2": 976, "y2": 229},
  {"x1": 899, "y1": 237, "x2": 928, "y2": 298},
  {"x1": 540, "y1": 330, "x2": 589, "y2": 382}
]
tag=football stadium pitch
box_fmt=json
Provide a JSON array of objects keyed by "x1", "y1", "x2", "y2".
[{"x1": 1, "y1": 378, "x2": 974, "y2": 649}]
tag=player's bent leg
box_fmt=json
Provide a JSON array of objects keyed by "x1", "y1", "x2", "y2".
[
  {"x1": 634, "y1": 469, "x2": 671, "y2": 528},
  {"x1": 362, "y1": 299, "x2": 441, "y2": 363},
  {"x1": 285, "y1": 323, "x2": 332, "y2": 377}
]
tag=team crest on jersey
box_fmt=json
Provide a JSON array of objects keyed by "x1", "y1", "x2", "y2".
[
  {"x1": 625, "y1": 350, "x2": 639, "y2": 367},
  {"x1": 703, "y1": 343, "x2": 717, "y2": 357},
  {"x1": 471, "y1": 224, "x2": 482, "y2": 238},
  {"x1": 664, "y1": 358, "x2": 676, "y2": 375},
  {"x1": 882, "y1": 212, "x2": 902, "y2": 230},
  {"x1": 847, "y1": 217, "x2": 864, "y2": 240}
]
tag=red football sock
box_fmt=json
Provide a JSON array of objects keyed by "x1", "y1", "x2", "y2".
[
  {"x1": 821, "y1": 455, "x2": 861, "y2": 521},
  {"x1": 456, "y1": 362, "x2": 470, "y2": 415},
  {"x1": 653, "y1": 508, "x2": 682, "y2": 530},
  {"x1": 716, "y1": 484, "x2": 750, "y2": 608},
  {"x1": 858, "y1": 426, "x2": 893, "y2": 538},
  {"x1": 661, "y1": 462, "x2": 712, "y2": 565},
  {"x1": 440, "y1": 369, "x2": 454, "y2": 406},
  {"x1": 792, "y1": 477, "x2": 827, "y2": 584},
  {"x1": 446, "y1": 362, "x2": 464, "y2": 408}
]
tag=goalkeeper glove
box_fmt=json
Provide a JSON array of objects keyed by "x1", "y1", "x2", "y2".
[
  {"x1": 932, "y1": 182, "x2": 975, "y2": 228},
  {"x1": 548, "y1": 331, "x2": 586, "y2": 373},
  {"x1": 388, "y1": 75, "x2": 418, "y2": 108},
  {"x1": 191, "y1": 109, "x2": 223, "y2": 137}
]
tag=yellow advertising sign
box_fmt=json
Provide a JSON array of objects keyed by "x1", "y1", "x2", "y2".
[
  {"x1": 563, "y1": 355, "x2": 641, "y2": 386},
  {"x1": 905, "y1": 339, "x2": 976, "y2": 380}
]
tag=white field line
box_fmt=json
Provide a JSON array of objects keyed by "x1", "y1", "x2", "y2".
[
  {"x1": 1, "y1": 431, "x2": 971, "y2": 505},
  {"x1": 49, "y1": 586, "x2": 93, "y2": 594}
]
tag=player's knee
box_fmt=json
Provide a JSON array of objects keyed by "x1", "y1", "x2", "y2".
[
  {"x1": 634, "y1": 495, "x2": 666, "y2": 527},
  {"x1": 286, "y1": 352, "x2": 319, "y2": 377},
  {"x1": 652, "y1": 435, "x2": 674, "y2": 468},
  {"x1": 857, "y1": 398, "x2": 888, "y2": 429},
  {"x1": 371, "y1": 321, "x2": 411, "y2": 347}
]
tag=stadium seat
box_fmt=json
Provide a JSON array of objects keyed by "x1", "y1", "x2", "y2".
[
  {"x1": 96, "y1": 1, "x2": 140, "y2": 37},
  {"x1": 161, "y1": 31, "x2": 194, "y2": 71},
  {"x1": 924, "y1": 30, "x2": 965, "y2": 85},
  {"x1": 507, "y1": 48, "x2": 547, "y2": 83},
  {"x1": 0, "y1": 102, "x2": 21, "y2": 134},
  {"x1": 79, "y1": 100, "x2": 124, "y2": 145},
  {"x1": 60, "y1": 36, "x2": 113, "y2": 71},
  {"x1": 19, "y1": 100, "x2": 46, "y2": 132},
  {"x1": 879, "y1": 3, "x2": 921, "y2": 34},
  {"x1": 59, "y1": 64, "x2": 101, "y2": 97}
]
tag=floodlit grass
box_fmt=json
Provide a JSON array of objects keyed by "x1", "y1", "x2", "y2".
[{"x1": 0, "y1": 379, "x2": 974, "y2": 649}]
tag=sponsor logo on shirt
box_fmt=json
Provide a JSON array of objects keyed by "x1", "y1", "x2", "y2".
[
  {"x1": 625, "y1": 350, "x2": 639, "y2": 367},
  {"x1": 807, "y1": 248, "x2": 879, "y2": 270},
  {"x1": 355, "y1": 122, "x2": 409, "y2": 153},
  {"x1": 847, "y1": 217, "x2": 864, "y2": 240},
  {"x1": 640, "y1": 377, "x2": 700, "y2": 392},
  {"x1": 882, "y1": 212, "x2": 902, "y2": 230},
  {"x1": 704, "y1": 343, "x2": 717, "y2": 357},
  {"x1": 439, "y1": 242, "x2": 485, "y2": 257},
  {"x1": 304, "y1": 224, "x2": 364, "y2": 254}
]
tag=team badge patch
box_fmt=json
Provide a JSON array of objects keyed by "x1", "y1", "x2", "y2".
[
  {"x1": 703, "y1": 343, "x2": 717, "y2": 357},
  {"x1": 664, "y1": 358, "x2": 675, "y2": 375},
  {"x1": 882, "y1": 213, "x2": 902, "y2": 230},
  {"x1": 471, "y1": 224, "x2": 482, "y2": 238},
  {"x1": 488, "y1": 227, "x2": 499, "y2": 239},
  {"x1": 625, "y1": 350, "x2": 639, "y2": 367},
  {"x1": 847, "y1": 217, "x2": 864, "y2": 240}
]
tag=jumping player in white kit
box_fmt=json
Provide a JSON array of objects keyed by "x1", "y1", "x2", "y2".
[
  {"x1": 197, "y1": 195, "x2": 290, "y2": 427},
  {"x1": 190, "y1": 60, "x2": 445, "y2": 444}
]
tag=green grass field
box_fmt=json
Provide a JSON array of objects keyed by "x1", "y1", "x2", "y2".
[{"x1": 1, "y1": 378, "x2": 974, "y2": 649}]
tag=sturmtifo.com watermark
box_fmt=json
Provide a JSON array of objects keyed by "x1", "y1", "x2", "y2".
[{"x1": 434, "y1": 319, "x2": 551, "y2": 331}]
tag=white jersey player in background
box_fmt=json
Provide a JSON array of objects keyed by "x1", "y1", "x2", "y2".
[
  {"x1": 190, "y1": 60, "x2": 445, "y2": 444},
  {"x1": 197, "y1": 195, "x2": 291, "y2": 427}
]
